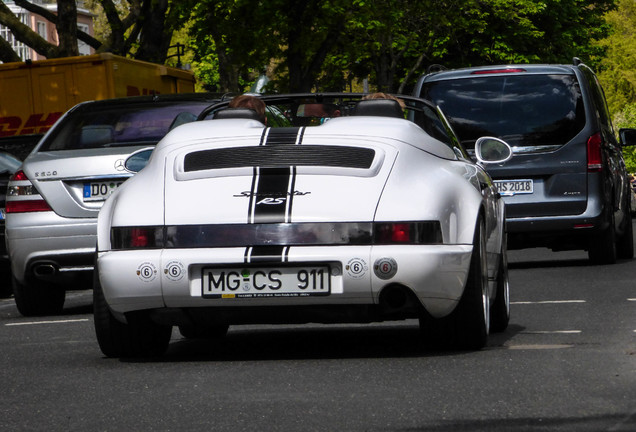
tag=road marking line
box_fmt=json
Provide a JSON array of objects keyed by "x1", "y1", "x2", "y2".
[
  {"x1": 512, "y1": 300, "x2": 586, "y2": 305},
  {"x1": 506, "y1": 344, "x2": 574, "y2": 350},
  {"x1": 628, "y1": 298, "x2": 636, "y2": 302},
  {"x1": 521, "y1": 330, "x2": 582, "y2": 334},
  {"x1": 5, "y1": 318, "x2": 90, "y2": 327}
]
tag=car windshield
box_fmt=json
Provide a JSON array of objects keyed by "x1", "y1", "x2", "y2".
[
  {"x1": 38, "y1": 101, "x2": 214, "y2": 151},
  {"x1": 198, "y1": 93, "x2": 463, "y2": 154},
  {"x1": 420, "y1": 74, "x2": 585, "y2": 149},
  {"x1": 0, "y1": 152, "x2": 21, "y2": 173}
]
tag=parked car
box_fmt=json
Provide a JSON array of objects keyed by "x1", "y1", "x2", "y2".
[
  {"x1": 414, "y1": 60, "x2": 634, "y2": 264},
  {"x1": 0, "y1": 151, "x2": 22, "y2": 297},
  {"x1": 94, "y1": 93, "x2": 512, "y2": 358},
  {"x1": 5, "y1": 93, "x2": 221, "y2": 316}
]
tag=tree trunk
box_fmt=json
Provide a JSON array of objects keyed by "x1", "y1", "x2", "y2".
[
  {"x1": 55, "y1": 0, "x2": 79, "y2": 57},
  {"x1": 135, "y1": 0, "x2": 171, "y2": 63}
]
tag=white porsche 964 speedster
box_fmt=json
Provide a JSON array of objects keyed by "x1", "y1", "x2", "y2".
[{"x1": 94, "y1": 93, "x2": 512, "y2": 357}]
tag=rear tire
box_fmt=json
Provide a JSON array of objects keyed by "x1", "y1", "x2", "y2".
[
  {"x1": 0, "y1": 263, "x2": 12, "y2": 298},
  {"x1": 420, "y1": 218, "x2": 489, "y2": 350},
  {"x1": 490, "y1": 235, "x2": 510, "y2": 333},
  {"x1": 12, "y1": 276, "x2": 65, "y2": 316},
  {"x1": 617, "y1": 201, "x2": 634, "y2": 260},
  {"x1": 93, "y1": 268, "x2": 171, "y2": 358},
  {"x1": 589, "y1": 213, "x2": 617, "y2": 265}
]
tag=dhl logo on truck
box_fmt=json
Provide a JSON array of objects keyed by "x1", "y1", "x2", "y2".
[{"x1": 0, "y1": 113, "x2": 62, "y2": 137}]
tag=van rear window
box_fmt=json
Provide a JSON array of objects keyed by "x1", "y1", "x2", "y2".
[{"x1": 420, "y1": 74, "x2": 585, "y2": 149}]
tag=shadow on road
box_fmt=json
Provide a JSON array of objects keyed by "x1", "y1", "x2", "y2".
[
  {"x1": 119, "y1": 320, "x2": 525, "y2": 363},
  {"x1": 397, "y1": 412, "x2": 636, "y2": 432}
]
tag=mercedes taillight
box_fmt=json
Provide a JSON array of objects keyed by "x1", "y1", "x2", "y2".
[{"x1": 5, "y1": 170, "x2": 53, "y2": 213}]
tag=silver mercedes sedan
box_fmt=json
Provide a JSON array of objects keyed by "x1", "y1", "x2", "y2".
[{"x1": 5, "y1": 93, "x2": 220, "y2": 316}]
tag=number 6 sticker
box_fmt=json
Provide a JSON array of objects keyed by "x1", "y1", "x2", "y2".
[
  {"x1": 136, "y1": 262, "x2": 158, "y2": 282},
  {"x1": 374, "y1": 257, "x2": 397, "y2": 280},
  {"x1": 164, "y1": 261, "x2": 185, "y2": 281},
  {"x1": 345, "y1": 258, "x2": 368, "y2": 279}
]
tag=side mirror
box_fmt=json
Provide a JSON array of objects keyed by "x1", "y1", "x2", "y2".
[
  {"x1": 124, "y1": 148, "x2": 154, "y2": 173},
  {"x1": 474, "y1": 137, "x2": 513, "y2": 164},
  {"x1": 619, "y1": 128, "x2": 636, "y2": 147}
]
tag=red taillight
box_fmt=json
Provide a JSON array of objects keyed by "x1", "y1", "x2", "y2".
[
  {"x1": 5, "y1": 200, "x2": 52, "y2": 213},
  {"x1": 375, "y1": 223, "x2": 412, "y2": 243},
  {"x1": 111, "y1": 226, "x2": 162, "y2": 249},
  {"x1": 470, "y1": 68, "x2": 526, "y2": 75},
  {"x1": 5, "y1": 169, "x2": 52, "y2": 213},
  {"x1": 390, "y1": 223, "x2": 411, "y2": 243},
  {"x1": 130, "y1": 228, "x2": 151, "y2": 248},
  {"x1": 587, "y1": 132, "x2": 603, "y2": 172},
  {"x1": 9, "y1": 170, "x2": 28, "y2": 181}
]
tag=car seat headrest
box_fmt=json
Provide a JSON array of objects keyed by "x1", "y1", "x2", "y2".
[
  {"x1": 213, "y1": 108, "x2": 263, "y2": 122},
  {"x1": 353, "y1": 99, "x2": 403, "y2": 118}
]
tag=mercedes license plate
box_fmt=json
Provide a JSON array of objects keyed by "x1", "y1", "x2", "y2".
[
  {"x1": 83, "y1": 180, "x2": 123, "y2": 202},
  {"x1": 494, "y1": 179, "x2": 533, "y2": 196},
  {"x1": 202, "y1": 265, "x2": 331, "y2": 298}
]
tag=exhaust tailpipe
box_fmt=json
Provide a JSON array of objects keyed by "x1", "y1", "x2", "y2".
[{"x1": 33, "y1": 263, "x2": 58, "y2": 278}]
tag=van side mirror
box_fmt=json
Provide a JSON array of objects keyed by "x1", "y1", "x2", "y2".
[
  {"x1": 474, "y1": 137, "x2": 513, "y2": 164},
  {"x1": 619, "y1": 128, "x2": 636, "y2": 147}
]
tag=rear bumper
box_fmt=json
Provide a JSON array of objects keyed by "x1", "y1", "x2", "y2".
[
  {"x1": 5, "y1": 211, "x2": 96, "y2": 284},
  {"x1": 506, "y1": 211, "x2": 606, "y2": 250},
  {"x1": 505, "y1": 182, "x2": 607, "y2": 250},
  {"x1": 98, "y1": 244, "x2": 474, "y2": 323}
]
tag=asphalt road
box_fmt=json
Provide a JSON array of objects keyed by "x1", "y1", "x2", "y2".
[{"x1": 1, "y1": 239, "x2": 635, "y2": 431}]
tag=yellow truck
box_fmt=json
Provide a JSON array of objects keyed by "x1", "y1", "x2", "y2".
[{"x1": 0, "y1": 53, "x2": 196, "y2": 157}]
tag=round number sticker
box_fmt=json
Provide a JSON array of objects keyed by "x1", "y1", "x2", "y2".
[
  {"x1": 346, "y1": 258, "x2": 368, "y2": 279},
  {"x1": 137, "y1": 262, "x2": 157, "y2": 282},
  {"x1": 374, "y1": 257, "x2": 398, "y2": 280},
  {"x1": 164, "y1": 261, "x2": 185, "y2": 281}
]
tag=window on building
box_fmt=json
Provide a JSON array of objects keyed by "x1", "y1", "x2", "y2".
[
  {"x1": 77, "y1": 23, "x2": 90, "y2": 55},
  {"x1": 37, "y1": 21, "x2": 47, "y2": 41}
]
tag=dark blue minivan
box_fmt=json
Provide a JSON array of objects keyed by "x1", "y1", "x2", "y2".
[{"x1": 415, "y1": 60, "x2": 634, "y2": 264}]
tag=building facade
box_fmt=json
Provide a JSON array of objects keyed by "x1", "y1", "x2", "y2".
[{"x1": 1, "y1": 0, "x2": 94, "y2": 61}]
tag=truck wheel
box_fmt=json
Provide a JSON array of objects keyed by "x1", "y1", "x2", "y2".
[
  {"x1": 93, "y1": 269, "x2": 171, "y2": 358},
  {"x1": 420, "y1": 218, "x2": 489, "y2": 350},
  {"x1": 589, "y1": 214, "x2": 617, "y2": 265},
  {"x1": 12, "y1": 276, "x2": 65, "y2": 316},
  {"x1": 490, "y1": 237, "x2": 510, "y2": 333}
]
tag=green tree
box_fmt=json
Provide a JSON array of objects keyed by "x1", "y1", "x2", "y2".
[
  {"x1": 307, "y1": 0, "x2": 616, "y2": 94},
  {"x1": 0, "y1": 0, "x2": 196, "y2": 63},
  {"x1": 596, "y1": 0, "x2": 636, "y2": 171}
]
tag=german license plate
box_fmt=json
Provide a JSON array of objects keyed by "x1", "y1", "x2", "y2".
[
  {"x1": 83, "y1": 180, "x2": 123, "y2": 202},
  {"x1": 494, "y1": 179, "x2": 533, "y2": 196},
  {"x1": 202, "y1": 265, "x2": 331, "y2": 298}
]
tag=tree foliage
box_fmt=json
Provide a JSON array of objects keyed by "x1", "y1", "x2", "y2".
[
  {"x1": 0, "y1": 0, "x2": 618, "y2": 93},
  {"x1": 0, "y1": 0, "x2": 195, "y2": 63},
  {"x1": 186, "y1": 0, "x2": 616, "y2": 93},
  {"x1": 596, "y1": 0, "x2": 636, "y2": 171}
]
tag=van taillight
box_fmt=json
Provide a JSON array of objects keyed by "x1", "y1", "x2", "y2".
[{"x1": 587, "y1": 133, "x2": 603, "y2": 172}]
